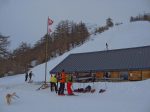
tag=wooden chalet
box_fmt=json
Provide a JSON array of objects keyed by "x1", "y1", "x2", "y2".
[{"x1": 50, "y1": 46, "x2": 150, "y2": 81}]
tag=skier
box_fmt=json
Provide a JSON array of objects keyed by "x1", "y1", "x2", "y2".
[
  {"x1": 50, "y1": 74, "x2": 57, "y2": 93},
  {"x1": 25, "y1": 72, "x2": 28, "y2": 82},
  {"x1": 106, "y1": 43, "x2": 109, "y2": 50},
  {"x1": 29, "y1": 71, "x2": 34, "y2": 82},
  {"x1": 56, "y1": 72, "x2": 60, "y2": 91},
  {"x1": 67, "y1": 75, "x2": 74, "y2": 95},
  {"x1": 58, "y1": 69, "x2": 66, "y2": 95}
]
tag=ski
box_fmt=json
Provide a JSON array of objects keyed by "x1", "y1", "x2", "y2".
[
  {"x1": 66, "y1": 94, "x2": 78, "y2": 96},
  {"x1": 58, "y1": 94, "x2": 78, "y2": 96}
]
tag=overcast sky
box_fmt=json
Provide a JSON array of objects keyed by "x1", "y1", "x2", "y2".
[{"x1": 0, "y1": 0, "x2": 150, "y2": 50}]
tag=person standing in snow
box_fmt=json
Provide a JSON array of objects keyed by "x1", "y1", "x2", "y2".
[
  {"x1": 29, "y1": 71, "x2": 34, "y2": 82},
  {"x1": 106, "y1": 43, "x2": 109, "y2": 50},
  {"x1": 25, "y1": 72, "x2": 28, "y2": 82},
  {"x1": 50, "y1": 74, "x2": 57, "y2": 93},
  {"x1": 67, "y1": 75, "x2": 74, "y2": 95},
  {"x1": 58, "y1": 69, "x2": 66, "y2": 95},
  {"x1": 56, "y1": 72, "x2": 60, "y2": 91}
]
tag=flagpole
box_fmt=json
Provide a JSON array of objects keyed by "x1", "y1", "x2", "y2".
[
  {"x1": 44, "y1": 17, "x2": 53, "y2": 84},
  {"x1": 44, "y1": 17, "x2": 49, "y2": 84}
]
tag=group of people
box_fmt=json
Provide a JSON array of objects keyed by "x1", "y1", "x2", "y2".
[
  {"x1": 50, "y1": 69, "x2": 74, "y2": 95},
  {"x1": 25, "y1": 69, "x2": 74, "y2": 95},
  {"x1": 25, "y1": 71, "x2": 33, "y2": 83}
]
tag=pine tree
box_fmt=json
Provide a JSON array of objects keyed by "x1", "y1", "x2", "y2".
[{"x1": 0, "y1": 34, "x2": 10, "y2": 58}]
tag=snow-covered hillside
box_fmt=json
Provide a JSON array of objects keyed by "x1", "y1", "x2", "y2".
[
  {"x1": 0, "y1": 20, "x2": 150, "y2": 112},
  {"x1": 31, "y1": 21, "x2": 150, "y2": 82}
]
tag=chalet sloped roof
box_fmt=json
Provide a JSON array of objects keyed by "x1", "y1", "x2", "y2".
[{"x1": 50, "y1": 46, "x2": 150, "y2": 73}]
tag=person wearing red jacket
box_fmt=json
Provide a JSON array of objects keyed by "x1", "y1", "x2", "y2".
[
  {"x1": 67, "y1": 81, "x2": 74, "y2": 95},
  {"x1": 67, "y1": 74, "x2": 74, "y2": 95}
]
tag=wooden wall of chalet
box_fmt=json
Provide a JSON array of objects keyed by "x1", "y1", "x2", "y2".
[
  {"x1": 128, "y1": 71, "x2": 142, "y2": 81},
  {"x1": 110, "y1": 72, "x2": 120, "y2": 78},
  {"x1": 96, "y1": 71, "x2": 121, "y2": 79},
  {"x1": 128, "y1": 70, "x2": 150, "y2": 81},
  {"x1": 142, "y1": 70, "x2": 150, "y2": 80},
  {"x1": 96, "y1": 72, "x2": 104, "y2": 79},
  {"x1": 110, "y1": 70, "x2": 150, "y2": 81},
  {"x1": 95, "y1": 70, "x2": 150, "y2": 81}
]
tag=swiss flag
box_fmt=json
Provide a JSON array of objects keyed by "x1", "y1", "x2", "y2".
[{"x1": 48, "y1": 17, "x2": 53, "y2": 26}]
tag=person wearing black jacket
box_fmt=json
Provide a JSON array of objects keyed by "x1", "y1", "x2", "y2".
[
  {"x1": 29, "y1": 71, "x2": 33, "y2": 82},
  {"x1": 25, "y1": 72, "x2": 28, "y2": 82}
]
